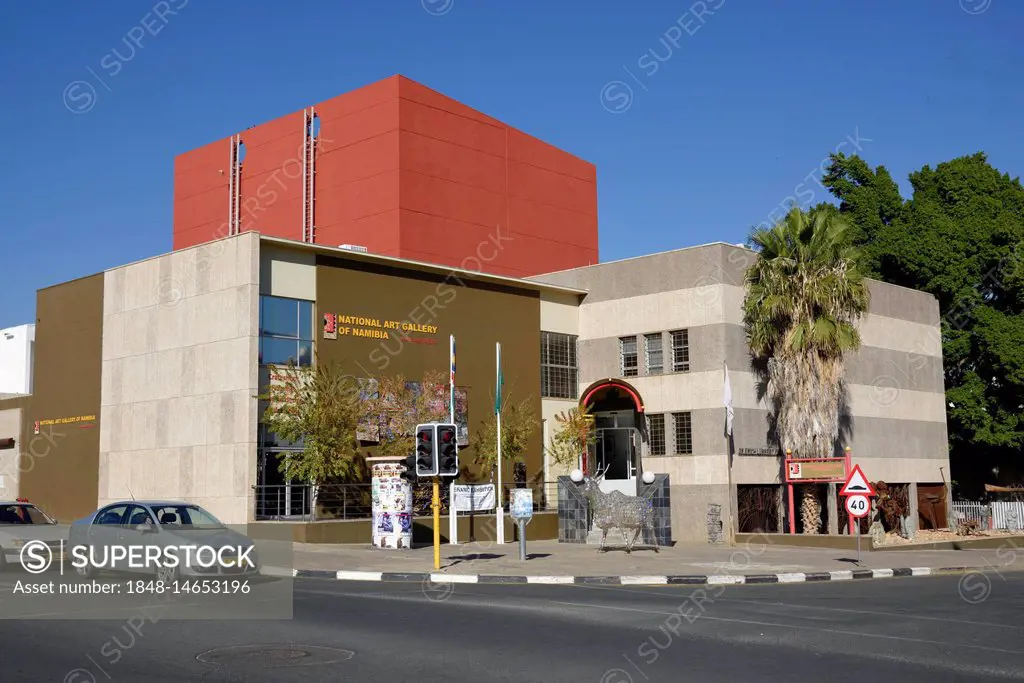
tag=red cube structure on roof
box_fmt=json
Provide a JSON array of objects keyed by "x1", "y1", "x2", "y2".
[{"x1": 172, "y1": 75, "x2": 598, "y2": 278}]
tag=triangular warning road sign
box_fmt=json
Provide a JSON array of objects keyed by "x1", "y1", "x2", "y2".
[{"x1": 840, "y1": 464, "x2": 876, "y2": 497}]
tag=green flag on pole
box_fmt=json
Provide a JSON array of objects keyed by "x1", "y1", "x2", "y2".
[{"x1": 495, "y1": 342, "x2": 503, "y2": 415}]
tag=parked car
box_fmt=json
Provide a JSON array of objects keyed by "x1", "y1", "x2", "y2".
[
  {"x1": 68, "y1": 500, "x2": 259, "y2": 583},
  {"x1": 0, "y1": 499, "x2": 65, "y2": 571}
]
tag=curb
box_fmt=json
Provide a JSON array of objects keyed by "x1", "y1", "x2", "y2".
[{"x1": 261, "y1": 565, "x2": 994, "y2": 586}]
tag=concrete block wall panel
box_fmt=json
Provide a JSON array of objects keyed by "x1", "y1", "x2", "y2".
[
  {"x1": 99, "y1": 233, "x2": 261, "y2": 524},
  {"x1": 670, "y1": 483, "x2": 731, "y2": 543}
]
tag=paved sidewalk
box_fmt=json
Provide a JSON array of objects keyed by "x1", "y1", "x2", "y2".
[{"x1": 289, "y1": 537, "x2": 1024, "y2": 578}]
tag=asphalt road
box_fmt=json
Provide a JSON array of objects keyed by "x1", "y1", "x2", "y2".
[{"x1": 1, "y1": 572, "x2": 1023, "y2": 682}]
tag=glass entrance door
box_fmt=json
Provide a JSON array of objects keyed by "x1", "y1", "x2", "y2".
[{"x1": 590, "y1": 411, "x2": 639, "y2": 496}]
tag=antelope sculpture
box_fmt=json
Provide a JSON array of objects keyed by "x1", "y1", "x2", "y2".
[{"x1": 581, "y1": 467, "x2": 659, "y2": 553}]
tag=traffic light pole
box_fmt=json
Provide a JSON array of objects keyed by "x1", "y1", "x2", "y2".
[{"x1": 432, "y1": 476, "x2": 441, "y2": 570}]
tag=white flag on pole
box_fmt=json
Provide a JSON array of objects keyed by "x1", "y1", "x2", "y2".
[{"x1": 723, "y1": 362, "x2": 734, "y2": 436}]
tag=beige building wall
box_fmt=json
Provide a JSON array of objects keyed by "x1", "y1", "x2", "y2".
[
  {"x1": 99, "y1": 233, "x2": 261, "y2": 524},
  {"x1": 539, "y1": 290, "x2": 582, "y2": 501},
  {"x1": 0, "y1": 407, "x2": 22, "y2": 499}
]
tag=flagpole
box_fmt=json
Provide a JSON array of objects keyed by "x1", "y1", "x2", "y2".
[
  {"x1": 495, "y1": 342, "x2": 505, "y2": 544},
  {"x1": 449, "y1": 335, "x2": 456, "y2": 424},
  {"x1": 450, "y1": 335, "x2": 458, "y2": 545}
]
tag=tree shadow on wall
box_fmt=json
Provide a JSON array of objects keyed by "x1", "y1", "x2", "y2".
[{"x1": 751, "y1": 356, "x2": 854, "y2": 457}]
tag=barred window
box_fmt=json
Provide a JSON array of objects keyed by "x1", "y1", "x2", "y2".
[
  {"x1": 670, "y1": 329, "x2": 690, "y2": 372},
  {"x1": 673, "y1": 412, "x2": 693, "y2": 454},
  {"x1": 648, "y1": 414, "x2": 666, "y2": 456},
  {"x1": 620, "y1": 336, "x2": 638, "y2": 377},
  {"x1": 541, "y1": 331, "x2": 578, "y2": 399},
  {"x1": 645, "y1": 333, "x2": 663, "y2": 375}
]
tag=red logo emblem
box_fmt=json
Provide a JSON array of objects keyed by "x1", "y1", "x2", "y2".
[{"x1": 323, "y1": 313, "x2": 338, "y2": 339}]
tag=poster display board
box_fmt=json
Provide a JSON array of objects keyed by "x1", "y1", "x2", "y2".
[{"x1": 370, "y1": 459, "x2": 413, "y2": 549}]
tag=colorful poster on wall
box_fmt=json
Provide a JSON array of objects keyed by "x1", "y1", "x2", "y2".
[
  {"x1": 371, "y1": 461, "x2": 412, "y2": 549},
  {"x1": 355, "y1": 380, "x2": 469, "y2": 446}
]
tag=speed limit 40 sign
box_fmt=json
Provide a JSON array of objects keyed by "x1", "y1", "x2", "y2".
[{"x1": 845, "y1": 494, "x2": 870, "y2": 518}]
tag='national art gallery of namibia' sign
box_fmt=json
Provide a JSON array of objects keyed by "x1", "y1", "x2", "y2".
[{"x1": 323, "y1": 313, "x2": 439, "y2": 345}]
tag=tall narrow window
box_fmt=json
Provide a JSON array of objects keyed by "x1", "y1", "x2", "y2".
[
  {"x1": 673, "y1": 412, "x2": 693, "y2": 454},
  {"x1": 670, "y1": 329, "x2": 690, "y2": 372},
  {"x1": 619, "y1": 336, "x2": 638, "y2": 377},
  {"x1": 259, "y1": 296, "x2": 314, "y2": 367},
  {"x1": 648, "y1": 414, "x2": 666, "y2": 456},
  {"x1": 645, "y1": 333, "x2": 663, "y2": 375},
  {"x1": 540, "y1": 332, "x2": 579, "y2": 399}
]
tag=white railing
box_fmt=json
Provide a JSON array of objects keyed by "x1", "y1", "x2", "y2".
[
  {"x1": 993, "y1": 501, "x2": 1024, "y2": 530},
  {"x1": 953, "y1": 501, "x2": 989, "y2": 524},
  {"x1": 953, "y1": 500, "x2": 1024, "y2": 530}
]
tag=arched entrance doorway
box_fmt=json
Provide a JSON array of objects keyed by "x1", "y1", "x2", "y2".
[{"x1": 580, "y1": 378, "x2": 645, "y2": 496}]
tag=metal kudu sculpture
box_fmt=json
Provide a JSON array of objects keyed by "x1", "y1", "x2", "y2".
[{"x1": 581, "y1": 466, "x2": 659, "y2": 553}]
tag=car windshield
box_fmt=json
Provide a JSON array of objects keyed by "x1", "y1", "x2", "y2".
[
  {"x1": 0, "y1": 504, "x2": 54, "y2": 525},
  {"x1": 150, "y1": 505, "x2": 223, "y2": 528}
]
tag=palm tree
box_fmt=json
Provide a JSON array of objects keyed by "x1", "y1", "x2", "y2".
[{"x1": 743, "y1": 206, "x2": 870, "y2": 532}]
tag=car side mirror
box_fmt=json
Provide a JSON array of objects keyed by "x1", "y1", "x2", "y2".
[{"x1": 136, "y1": 523, "x2": 157, "y2": 534}]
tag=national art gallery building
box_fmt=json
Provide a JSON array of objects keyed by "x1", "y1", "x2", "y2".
[{"x1": 0, "y1": 232, "x2": 949, "y2": 542}]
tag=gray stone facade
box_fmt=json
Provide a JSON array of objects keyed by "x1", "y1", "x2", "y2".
[{"x1": 533, "y1": 242, "x2": 950, "y2": 543}]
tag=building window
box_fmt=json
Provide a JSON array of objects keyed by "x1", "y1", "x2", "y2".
[
  {"x1": 259, "y1": 296, "x2": 314, "y2": 367},
  {"x1": 670, "y1": 329, "x2": 690, "y2": 372},
  {"x1": 648, "y1": 414, "x2": 666, "y2": 456},
  {"x1": 673, "y1": 412, "x2": 693, "y2": 454},
  {"x1": 540, "y1": 331, "x2": 578, "y2": 399},
  {"x1": 645, "y1": 333, "x2": 663, "y2": 375},
  {"x1": 620, "y1": 336, "x2": 638, "y2": 377}
]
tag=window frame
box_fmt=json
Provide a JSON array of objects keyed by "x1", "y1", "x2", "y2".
[
  {"x1": 259, "y1": 296, "x2": 314, "y2": 367},
  {"x1": 644, "y1": 332, "x2": 664, "y2": 375},
  {"x1": 619, "y1": 336, "x2": 639, "y2": 378},
  {"x1": 540, "y1": 331, "x2": 580, "y2": 399},
  {"x1": 648, "y1": 413, "x2": 666, "y2": 456},
  {"x1": 672, "y1": 411, "x2": 693, "y2": 455},
  {"x1": 669, "y1": 329, "x2": 690, "y2": 373}
]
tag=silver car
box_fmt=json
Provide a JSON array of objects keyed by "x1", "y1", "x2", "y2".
[
  {"x1": 0, "y1": 501, "x2": 65, "y2": 571},
  {"x1": 69, "y1": 501, "x2": 259, "y2": 583}
]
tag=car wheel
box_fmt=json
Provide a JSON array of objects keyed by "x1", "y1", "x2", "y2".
[
  {"x1": 74, "y1": 547, "x2": 98, "y2": 579},
  {"x1": 156, "y1": 563, "x2": 180, "y2": 585}
]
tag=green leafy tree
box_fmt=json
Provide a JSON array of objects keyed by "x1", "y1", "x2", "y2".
[
  {"x1": 820, "y1": 152, "x2": 905, "y2": 276},
  {"x1": 545, "y1": 405, "x2": 596, "y2": 470},
  {"x1": 822, "y1": 152, "x2": 1024, "y2": 493},
  {"x1": 255, "y1": 358, "x2": 363, "y2": 515},
  {"x1": 472, "y1": 390, "x2": 537, "y2": 479}
]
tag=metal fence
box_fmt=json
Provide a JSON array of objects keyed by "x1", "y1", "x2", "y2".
[
  {"x1": 253, "y1": 479, "x2": 561, "y2": 522},
  {"x1": 953, "y1": 501, "x2": 1024, "y2": 530}
]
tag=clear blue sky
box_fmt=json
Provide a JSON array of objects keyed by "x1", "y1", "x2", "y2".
[{"x1": 1, "y1": 0, "x2": 1020, "y2": 327}]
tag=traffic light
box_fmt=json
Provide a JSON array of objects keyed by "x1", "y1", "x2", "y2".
[
  {"x1": 437, "y1": 423, "x2": 458, "y2": 477},
  {"x1": 415, "y1": 424, "x2": 437, "y2": 477},
  {"x1": 401, "y1": 453, "x2": 417, "y2": 481}
]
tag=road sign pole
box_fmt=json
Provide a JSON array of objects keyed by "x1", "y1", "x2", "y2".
[
  {"x1": 856, "y1": 517, "x2": 861, "y2": 564},
  {"x1": 432, "y1": 477, "x2": 441, "y2": 570},
  {"x1": 518, "y1": 519, "x2": 526, "y2": 561}
]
